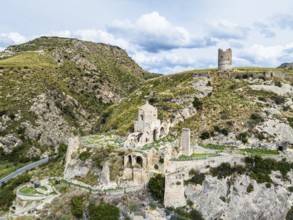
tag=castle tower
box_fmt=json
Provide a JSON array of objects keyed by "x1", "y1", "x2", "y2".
[
  {"x1": 218, "y1": 48, "x2": 232, "y2": 70},
  {"x1": 181, "y1": 128, "x2": 191, "y2": 156}
]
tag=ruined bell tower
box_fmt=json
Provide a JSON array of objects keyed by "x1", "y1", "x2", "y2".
[{"x1": 218, "y1": 48, "x2": 232, "y2": 70}]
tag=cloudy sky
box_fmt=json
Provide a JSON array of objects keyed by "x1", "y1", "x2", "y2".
[{"x1": 1, "y1": 0, "x2": 293, "y2": 74}]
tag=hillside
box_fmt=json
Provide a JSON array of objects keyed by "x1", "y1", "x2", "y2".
[
  {"x1": 97, "y1": 68, "x2": 293, "y2": 149},
  {"x1": 0, "y1": 37, "x2": 155, "y2": 162}
]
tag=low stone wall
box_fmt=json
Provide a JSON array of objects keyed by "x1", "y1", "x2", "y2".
[{"x1": 166, "y1": 154, "x2": 245, "y2": 178}]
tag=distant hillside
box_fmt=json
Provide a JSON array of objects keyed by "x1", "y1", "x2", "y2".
[
  {"x1": 97, "y1": 68, "x2": 293, "y2": 149},
  {"x1": 278, "y1": 62, "x2": 293, "y2": 70},
  {"x1": 0, "y1": 37, "x2": 156, "y2": 162}
]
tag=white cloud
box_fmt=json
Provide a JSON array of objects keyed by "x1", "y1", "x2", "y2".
[
  {"x1": 73, "y1": 29, "x2": 132, "y2": 52},
  {"x1": 207, "y1": 20, "x2": 250, "y2": 40},
  {"x1": 272, "y1": 14, "x2": 293, "y2": 30},
  {"x1": 48, "y1": 30, "x2": 72, "y2": 38},
  {"x1": 0, "y1": 32, "x2": 26, "y2": 48},
  {"x1": 237, "y1": 43, "x2": 293, "y2": 67},
  {"x1": 108, "y1": 11, "x2": 216, "y2": 52}
]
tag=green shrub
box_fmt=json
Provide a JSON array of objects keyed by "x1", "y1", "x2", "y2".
[
  {"x1": 247, "y1": 183, "x2": 254, "y2": 193},
  {"x1": 210, "y1": 162, "x2": 233, "y2": 179},
  {"x1": 271, "y1": 95, "x2": 285, "y2": 105},
  {"x1": 266, "y1": 183, "x2": 272, "y2": 188},
  {"x1": 172, "y1": 207, "x2": 204, "y2": 220},
  {"x1": 274, "y1": 81, "x2": 282, "y2": 87},
  {"x1": 188, "y1": 170, "x2": 205, "y2": 185},
  {"x1": 286, "y1": 206, "x2": 293, "y2": 220},
  {"x1": 88, "y1": 202, "x2": 119, "y2": 220},
  {"x1": 148, "y1": 174, "x2": 165, "y2": 203},
  {"x1": 79, "y1": 151, "x2": 91, "y2": 161},
  {"x1": 0, "y1": 173, "x2": 31, "y2": 211},
  {"x1": 249, "y1": 113, "x2": 264, "y2": 127},
  {"x1": 237, "y1": 132, "x2": 248, "y2": 144},
  {"x1": 71, "y1": 196, "x2": 84, "y2": 218},
  {"x1": 192, "y1": 97, "x2": 203, "y2": 110},
  {"x1": 214, "y1": 126, "x2": 229, "y2": 136},
  {"x1": 288, "y1": 118, "x2": 293, "y2": 129},
  {"x1": 200, "y1": 131, "x2": 210, "y2": 140},
  {"x1": 288, "y1": 186, "x2": 293, "y2": 192}
]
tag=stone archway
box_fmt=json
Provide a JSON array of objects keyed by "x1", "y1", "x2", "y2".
[
  {"x1": 136, "y1": 156, "x2": 143, "y2": 168},
  {"x1": 160, "y1": 127, "x2": 165, "y2": 137},
  {"x1": 153, "y1": 129, "x2": 159, "y2": 141},
  {"x1": 128, "y1": 155, "x2": 132, "y2": 167}
]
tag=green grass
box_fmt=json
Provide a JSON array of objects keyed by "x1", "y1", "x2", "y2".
[
  {"x1": 179, "y1": 153, "x2": 208, "y2": 158},
  {"x1": 172, "y1": 153, "x2": 221, "y2": 161},
  {"x1": 201, "y1": 144, "x2": 236, "y2": 151},
  {"x1": 0, "y1": 52, "x2": 57, "y2": 68},
  {"x1": 240, "y1": 148, "x2": 279, "y2": 156},
  {"x1": 19, "y1": 186, "x2": 41, "y2": 195},
  {"x1": 0, "y1": 161, "x2": 29, "y2": 179},
  {"x1": 235, "y1": 67, "x2": 293, "y2": 74}
]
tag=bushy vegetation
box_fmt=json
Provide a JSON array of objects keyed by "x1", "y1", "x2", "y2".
[
  {"x1": 0, "y1": 173, "x2": 31, "y2": 211},
  {"x1": 187, "y1": 169, "x2": 206, "y2": 185},
  {"x1": 171, "y1": 207, "x2": 204, "y2": 220},
  {"x1": 247, "y1": 183, "x2": 254, "y2": 193},
  {"x1": 210, "y1": 163, "x2": 245, "y2": 179},
  {"x1": 88, "y1": 202, "x2": 119, "y2": 220},
  {"x1": 200, "y1": 131, "x2": 211, "y2": 140},
  {"x1": 71, "y1": 196, "x2": 84, "y2": 218},
  {"x1": 210, "y1": 156, "x2": 292, "y2": 184},
  {"x1": 237, "y1": 132, "x2": 248, "y2": 144},
  {"x1": 79, "y1": 151, "x2": 91, "y2": 161},
  {"x1": 249, "y1": 113, "x2": 264, "y2": 127},
  {"x1": 148, "y1": 174, "x2": 165, "y2": 203},
  {"x1": 192, "y1": 97, "x2": 203, "y2": 110},
  {"x1": 288, "y1": 117, "x2": 293, "y2": 129},
  {"x1": 286, "y1": 206, "x2": 293, "y2": 220}
]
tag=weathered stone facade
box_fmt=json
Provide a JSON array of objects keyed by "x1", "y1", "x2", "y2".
[
  {"x1": 181, "y1": 128, "x2": 191, "y2": 156},
  {"x1": 64, "y1": 136, "x2": 80, "y2": 171},
  {"x1": 125, "y1": 101, "x2": 168, "y2": 147},
  {"x1": 164, "y1": 172, "x2": 186, "y2": 208},
  {"x1": 218, "y1": 48, "x2": 232, "y2": 70}
]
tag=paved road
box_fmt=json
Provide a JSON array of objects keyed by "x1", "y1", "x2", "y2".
[{"x1": 0, "y1": 157, "x2": 49, "y2": 187}]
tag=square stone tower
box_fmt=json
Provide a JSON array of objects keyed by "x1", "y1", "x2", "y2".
[
  {"x1": 218, "y1": 48, "x2": 232, "y2": 70},
  {"x1": 181, "y1": 128, "x2": 191, "y2": 156}
]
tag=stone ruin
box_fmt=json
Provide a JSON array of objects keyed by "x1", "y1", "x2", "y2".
[
  {"x1": 164, "y1": 172, "x2": 186, "y2": 208},
  {"x1": 181, "y1": 128, "x2": 191, "y2": 156},
  {"x1": 218, "y1": 48, "x2": 232, "y2": 71},
  {"x1": 125, "y1": 101, "x2": 169, "y2": 147}
]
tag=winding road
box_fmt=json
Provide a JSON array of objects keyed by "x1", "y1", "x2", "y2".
[{"x1": 0, "y1": 157, "x2": 49, "y2": 187}]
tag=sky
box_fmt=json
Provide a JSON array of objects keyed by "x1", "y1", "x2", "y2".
[{"x1": 1, "y1": 0, "x2": 293, "y2": 74}]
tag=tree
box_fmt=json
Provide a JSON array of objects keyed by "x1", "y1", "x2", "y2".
[
  {"x1": 88, "y1": 202, "x2": 119, "y2": 220},
  {"x1": 148, "y1": 174, "x2": 165, "y2": 203},
  {"x1": 71, "y1": 196, "x2": 84, "y2": 218}
]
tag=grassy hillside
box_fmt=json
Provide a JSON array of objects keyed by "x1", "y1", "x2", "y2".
[
  {"x1": 97, "y1": 68, "x2": 293, "y2": 145},
  {"x1": 0, "y1": 36, "x2": 156, "y2": 162}
]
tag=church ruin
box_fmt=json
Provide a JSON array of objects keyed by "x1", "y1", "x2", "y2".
[{"x1": 125, "y1": 101, "x2": 168, "y2": 147}]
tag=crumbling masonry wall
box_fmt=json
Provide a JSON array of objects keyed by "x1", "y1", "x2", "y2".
[{"x1": 164, "y1": 172, "x2": 186, "y2": 208}]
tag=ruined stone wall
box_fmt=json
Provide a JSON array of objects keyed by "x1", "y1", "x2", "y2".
[
  {"x1": 166, "y1": 155, "x2": 245, "y2": 176},
  {"x1": 218, "y1": 48, "x2": 232, "y2": 70},
  {"x1": 181, "y1": 128, "x2": 191, "y2": 156},
  {"x1": 64, "y1": 136, "x2": 80, "y2": 171},
  {"x1": 164, "y1": 172, "x2": 186, "y2": 208}
]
